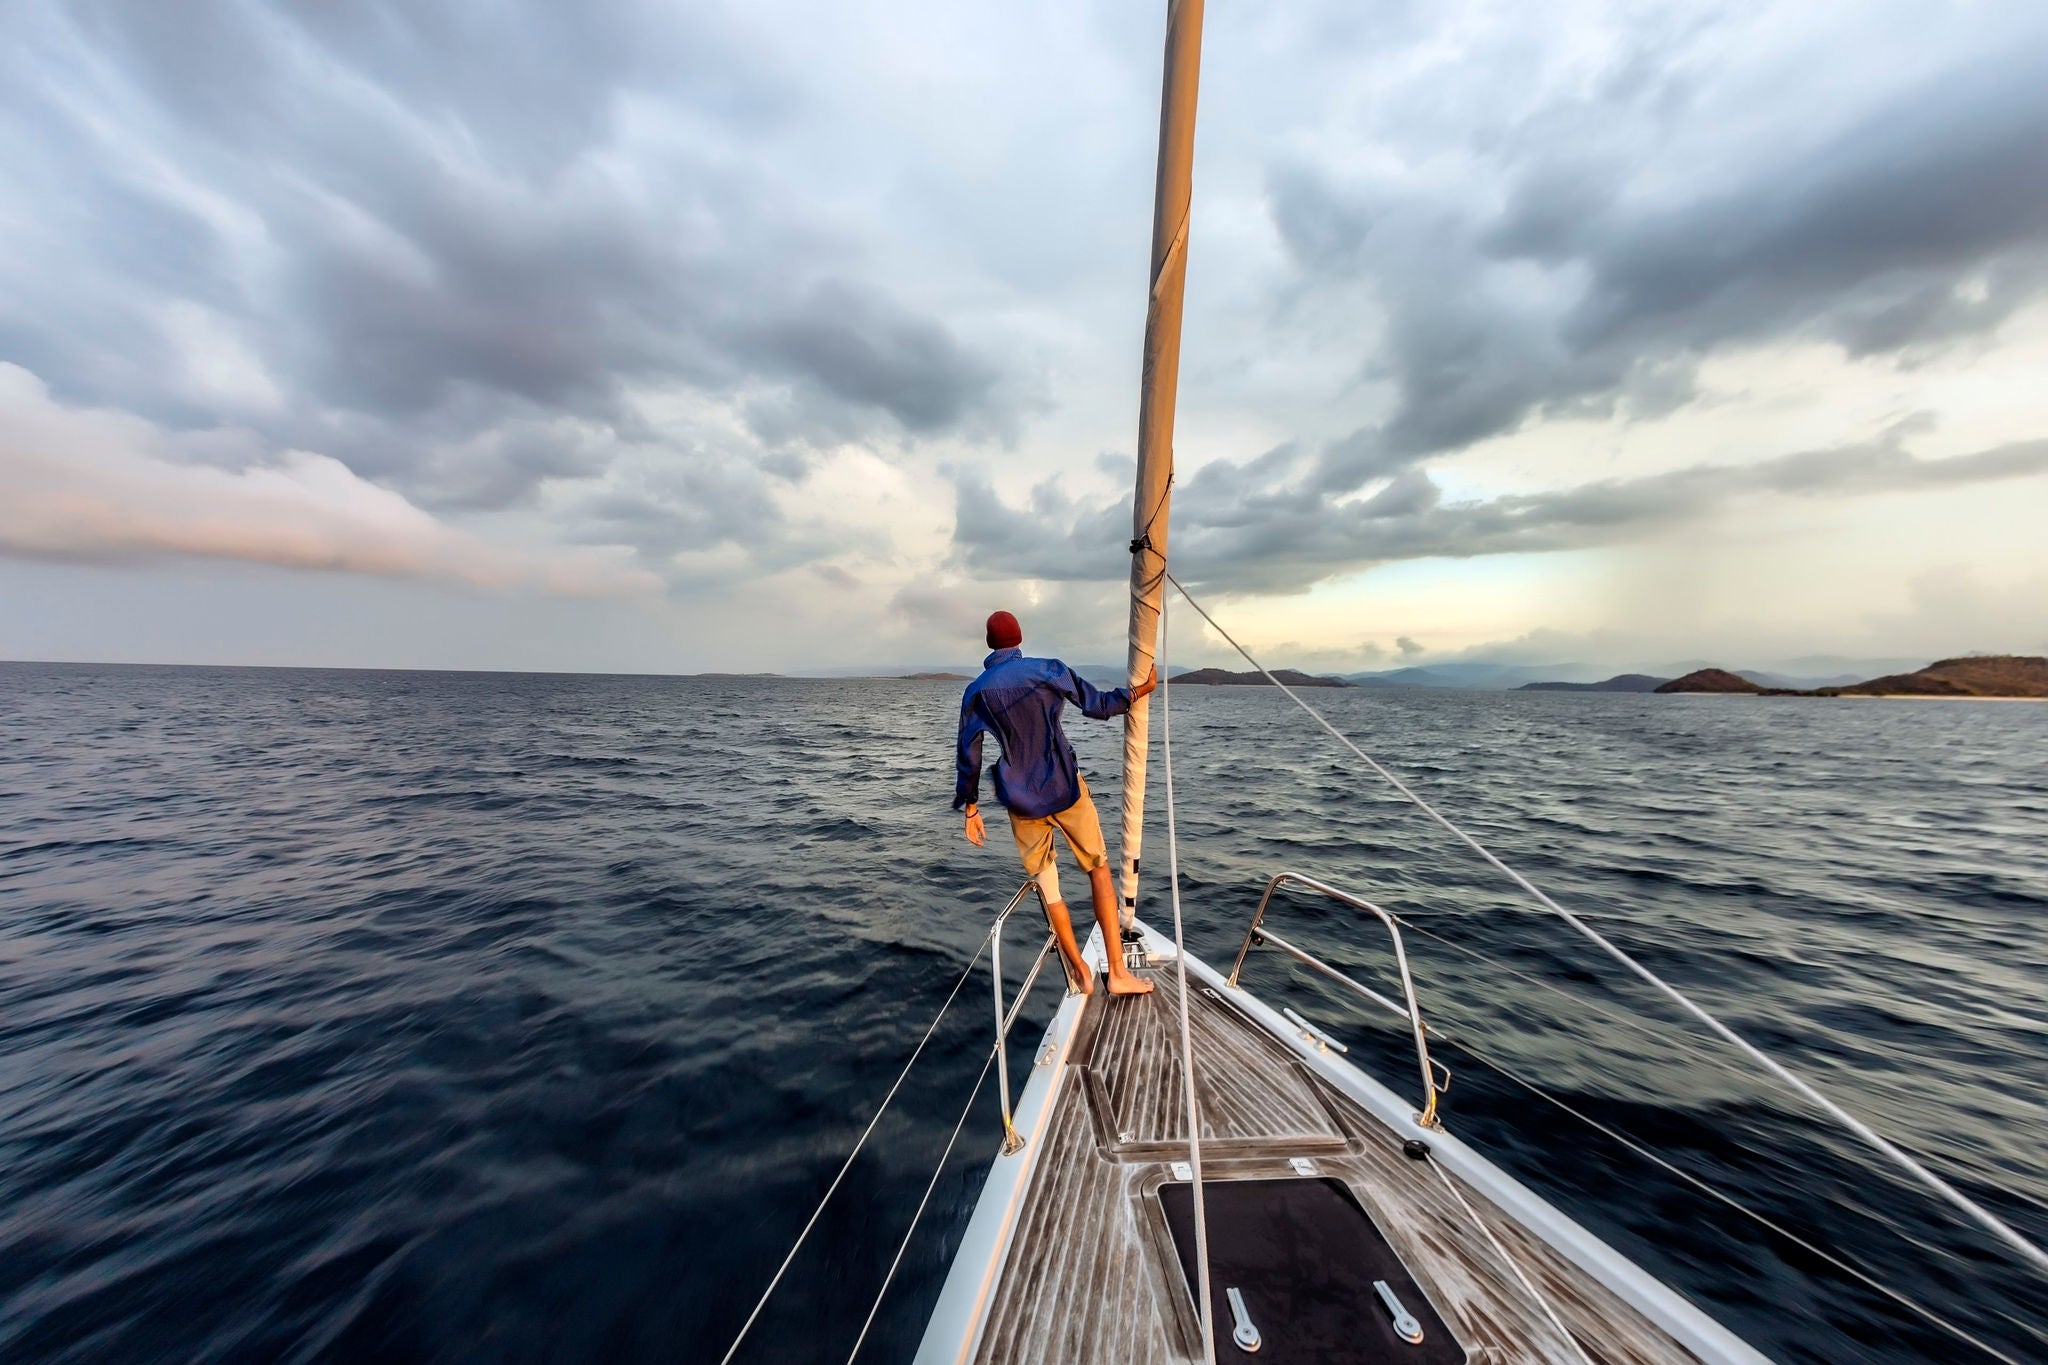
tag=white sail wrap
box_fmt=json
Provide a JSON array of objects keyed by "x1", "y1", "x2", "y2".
[{"x1": 1118, "y1": 0, "x2": 1205, "y2": 929}]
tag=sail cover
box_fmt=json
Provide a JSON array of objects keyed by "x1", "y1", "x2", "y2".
[{"x1": 1118, "y1": 0, "x2": 1204, "y2": 928}]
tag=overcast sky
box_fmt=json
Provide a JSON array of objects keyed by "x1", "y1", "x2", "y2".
[{"x1": 4, "y1": 0, "x2": 2046, "y2": 674}]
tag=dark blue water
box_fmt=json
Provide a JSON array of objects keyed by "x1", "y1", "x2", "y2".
[{"x1": 2, "y1": 662, "x2": 2044, "y2": 1364}]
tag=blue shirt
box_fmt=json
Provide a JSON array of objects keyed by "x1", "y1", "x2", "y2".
[{"x1": 954, "y1": 649, "x2": 1132, "y2": 818}]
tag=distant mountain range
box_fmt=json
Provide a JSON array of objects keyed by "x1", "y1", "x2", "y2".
[
  {"x1": 1344, "y1": 662, "x2": 1559, "y2": 689},
  {"x1": 1517, "y1": 668, "x2": 1868, "y2": 692},
  {"x1": 799, "y1": 654, "x2": 1999, "y2": 694},
  {"x1": 1359, "y1": 659, "x2": 1927, "y2": 691}
]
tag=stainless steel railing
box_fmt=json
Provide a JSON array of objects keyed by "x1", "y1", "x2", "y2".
[
  {"x1": 990, "y1": 880, "x2": 1061, "y2": 1154},
  {"x1": 1225, "y1": 871, "x2": 1447, "y2": 1129}
]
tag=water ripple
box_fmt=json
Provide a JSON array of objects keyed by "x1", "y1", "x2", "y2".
[{"x1": 0, "y1": 664, "x2": 2044, "y2": 1363}]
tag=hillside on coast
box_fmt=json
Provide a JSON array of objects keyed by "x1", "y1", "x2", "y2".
[
  {"x1": 1656, "y1": 668, "x2": 1763, "y2": 694},
  {"x1": 1655, "y1": 656, "x2": 2048, "y2": 698},
  {"x1": 1823, "y1": 655, "x2": 2048, "y2": 697},
  {"x1": 1521, "y1": 674, "x2": 1669, "y2": 692},
  {"x1": 1170, "y1": 667, "x2": 1352, "y2": 688}
]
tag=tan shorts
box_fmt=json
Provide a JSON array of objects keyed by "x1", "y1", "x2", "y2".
[{"x1": 1008, "y1": 777, "x2": 1110, "y2": 881}]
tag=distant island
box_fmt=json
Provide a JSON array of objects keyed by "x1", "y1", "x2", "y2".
[
  {"x1": 1520, "y1": 674, "x2": 1668, "y2": 693},
  {"x1": 1652, "y1": 668, "x2": 1756, "y2": 694},
  {"x1": 1654, "y1": 656, "x2": 2048, "y2": 698},
  {"x1": 1172, "y1": 667, "x2": 1352, "y2": 688},
  {"x1": 818, "y1": 655, "x2": 2046, "y2": 697}
]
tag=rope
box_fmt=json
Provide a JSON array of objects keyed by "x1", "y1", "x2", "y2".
[
  {"x1": 1165, "y1": 570, "x2": 2048, "y2": 1280},
  {"x1": 844, "y1": 1041, "x2": 1000, "y2": 1364},
  {"x1": 1287, "y1": 963, "x2": 2037, "y2": 1361},
  {"x1": 718, "y1": 928, "x2": 993, "y2": 1365},
  {"x1": 1445, "y1": 1034, "x2": 2040, "y2": 1364},
  {"x1": 1128, "y1": 473, "x2": 1173, "y2": 620},
  {"x1": 1159, "y1": 587, "x2": 1217, "y2": 1363},
  {"x1": 1425, "y1": 1156, "x2": 1597, "y2": 1365}
]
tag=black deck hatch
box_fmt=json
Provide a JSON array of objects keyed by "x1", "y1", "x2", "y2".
[{"x1": 1159, "y1": 1177, "x2": 1464, "y2": 1363}]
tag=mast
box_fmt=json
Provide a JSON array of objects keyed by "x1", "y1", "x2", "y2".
[{"x1": 1118, "y1": 0, "x2": 1205, "y2": 929}]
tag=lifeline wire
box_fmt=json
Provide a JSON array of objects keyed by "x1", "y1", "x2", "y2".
[
  {"x1": 1447, "y1": 1034, "x2": 2038, "y2": 1364},
  {"x1": 1426, "y1": 1157, "x2": 1597, "y2": 1365},
  {"x1": 1165, "y1": 570, "x2": 2048, "y2": 1280},
  {"x1": 1158, "y1": 586, "x2": 1218, "y2": 1365},
  {"x1": 844, "y1": 1040, "x2": 1000, "y2": 1364},
  {"x1": 1298, "y1": 968, "x2": 2036, "y2": 1361},
  {"x1": 719, "y1": 928, "x2": 993, "y2": 1365}
]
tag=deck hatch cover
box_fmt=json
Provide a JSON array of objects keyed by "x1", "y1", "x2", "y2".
[{"x1": 1160, "y1": 1178, "x2": 1463, "y2": 1363}]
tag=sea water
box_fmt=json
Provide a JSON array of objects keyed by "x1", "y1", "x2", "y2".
[{"x1": 2, "y1": 662, "x2": 2043, "y2": 1363}]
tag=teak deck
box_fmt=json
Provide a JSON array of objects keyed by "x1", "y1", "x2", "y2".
[{"x1": 968, "y1": 966, "x2": 1707, "y2": 1365}]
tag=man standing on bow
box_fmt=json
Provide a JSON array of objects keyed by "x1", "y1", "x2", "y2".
[{"x1": 955, "y1": 610, "x2": 1156, "y2": 996}]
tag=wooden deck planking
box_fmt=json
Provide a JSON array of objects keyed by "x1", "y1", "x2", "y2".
[
  {"x1": 969, "y1": 963, "x2": 1711, "y2": 1365},
  {"x1": 1092, "y1": 974, "x2": 1342, "y2": 1148}
]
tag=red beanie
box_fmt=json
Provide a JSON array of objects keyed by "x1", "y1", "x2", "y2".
[{"x1": 985, "y1": 610, "x2": 1023, "y2": 650}]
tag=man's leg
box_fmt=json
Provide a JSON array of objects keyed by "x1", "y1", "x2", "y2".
[
  {"x1": 1050, "y1": 777, "x2": 1154, "y2": 997},
  {"x1": 1039, "y1": 896, "x2": 1095, "y2": 997},
  {"x1": 1087, "y1": 865, "x2": 1154, "y2": 995},
  {"x1": 1014, "y1": 815, "x2": 1094, "y2": 994}
]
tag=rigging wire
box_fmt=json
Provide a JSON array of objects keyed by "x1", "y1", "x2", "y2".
[
  {"x1": 1280, "y1": 968, "x2": 2038, "y2": 1362},
  {"x1": 1159, "y1": 586, "x2": 1218, "y2": 1364},
  {"x1": 718, "y1": 927, "x2": 993, "y2": 1365},
  {"x1": 1425, "y1": 1156, "x2": 1597, "y2": 1365},
  {"x1": 844, "y1": 1040, "x2": 1000, "y2": 1364},
  {"x1": 1275, "y1": 933, "x2": 2039, "y2": 1361},
  {"x1": 1443, "y1": 1032, "x2": 2041, "y2": 1364},
  {"x1": 1164, "y1": 569, "x2": 2048, "y2": 1280},
  {"x1": 1388, "y1": 912, "x2": 1756, "y2": 1083}
]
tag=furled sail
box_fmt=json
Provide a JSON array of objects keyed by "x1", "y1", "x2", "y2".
[{"x1": 1118, "y1": 0, "x2": 1205, "y2": 928}]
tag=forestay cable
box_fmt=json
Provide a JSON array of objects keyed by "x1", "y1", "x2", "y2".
[
  {"x1": 1165, "y1": 570, "x2": 2048, "y2": 1279},
  {"x1": 1391, "y1": 913, "x2": 1753, "y2": 1083},
  {"x1": 719, "y1": 929, "x2": 993, "y2": 1365},
  {"x1": 1159, "y1": 587, "x2": 1218, "y2": 1364},
  {"x1": 1297, "y1": 970, "x2": 2037, "y2": 1362},
  {"x1": 1450, "y1": 1034, "x2": 2039, "y2": 1364}
]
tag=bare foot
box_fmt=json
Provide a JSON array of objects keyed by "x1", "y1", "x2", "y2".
[
  {"x1": 1067, "y1": 962, "x2": 1096, "y2": 996},
  {"x1": 1106, "y1": 971, "x2": 1155, "y2": 996}
]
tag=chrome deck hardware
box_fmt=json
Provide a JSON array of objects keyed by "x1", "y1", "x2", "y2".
[
  {"x1": 1122, "y1": 928, "x2": 1147, "y2": 974},
  {"x1": 1226, "y1": 871, "x2": 1446, "y2": 1129},
  {"x1": 1373, "y1": 1279, "x2": 1425, "y2": 1344},
  {"x1": 1225, "y1": 1287, "x2": 1262, "y2": 1353},
  {"x1": 990, "y1": 880, "x2": 1060, "y2": 1155},
  {"x1": 1283, "y1": 1008, "x2": 1349, "y2": 1054}
]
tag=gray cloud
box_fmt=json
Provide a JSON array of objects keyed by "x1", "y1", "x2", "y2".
[
  {"x1": 0, "y1": 0, "x2": 1017, "y2": 571},
  {"x1": 1268, "y1": 13, "x2": 2048, "y2": 490},
  {"x1": 5, "y1": 0, "x2": 2047, "y2": 669},
  {"x1": 744, "y1": 281, "x2": 1004, "y2": 437},
  {"x1": 0, "y1": 364, "x2": 656, "y2": 594},
  {"x1": 954, "y1": 433, "x2": 2048, "y2": 594}
]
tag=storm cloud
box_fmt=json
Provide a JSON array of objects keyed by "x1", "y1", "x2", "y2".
[
  {"x1": 0, "y1": 0, "x2": 1016, "y2": 581},
  {"x1": 1259, "y1": 3, "x2": 2048, "y2": 495},
  {"x1": 2, "y1": 0, "x2": 2046, "y2": 668},
  {"x1": 945, "y1": 1, "x2": 2048, "y2": 602},
  {"x1": 954, "y1": 433, "x2": 2048, "y2": 595},
  {"x1": 0, "y1": 365, "x2": 655, "y2": 594}
]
